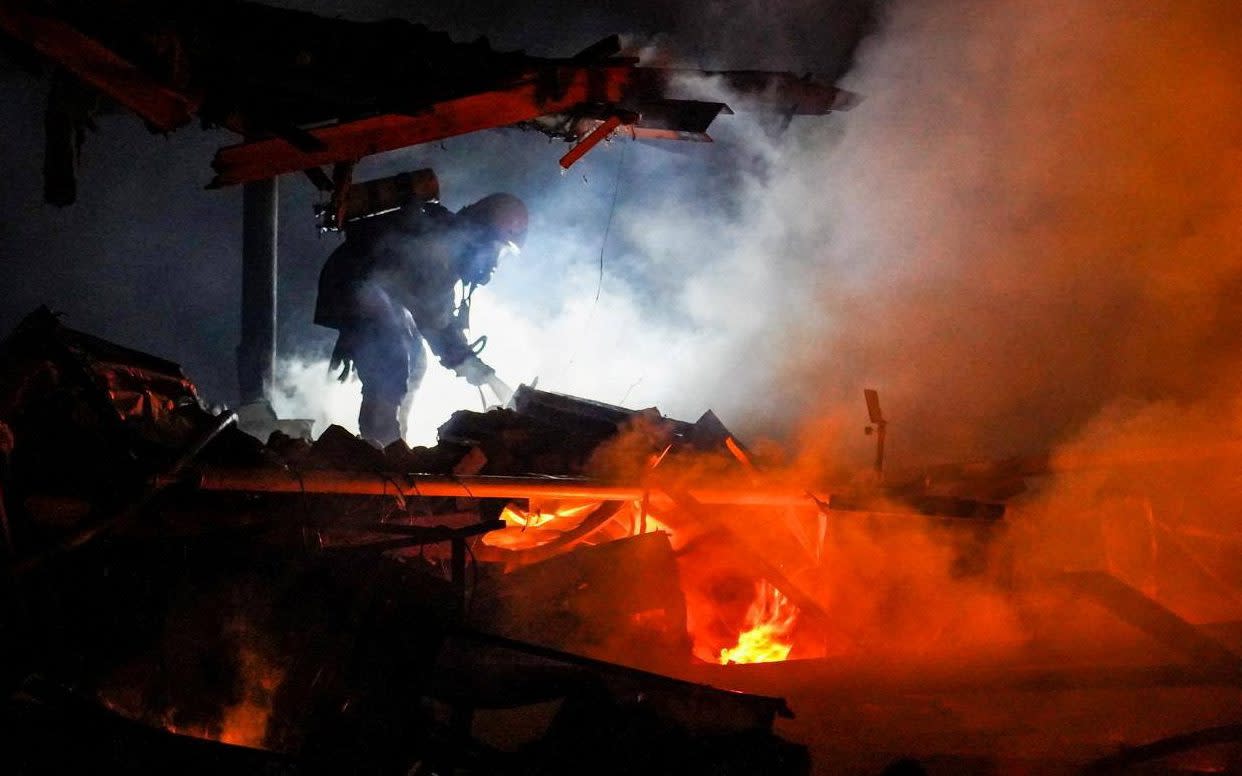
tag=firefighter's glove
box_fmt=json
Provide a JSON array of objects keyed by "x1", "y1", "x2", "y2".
[
  {"x1": 453, "y1": 355, "x2": 495, "y2": 387},
  {"x1": 329, "y1": 339, "x2": 354, "y2": 382}
]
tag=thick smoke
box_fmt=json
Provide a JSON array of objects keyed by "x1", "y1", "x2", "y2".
[
  {"x1": 1011, "y1": 398, "x2": 1242, "y2": 624},
  {"x1": 3, "y1": 0, "x2": 1237, "y2": 625},
  {"x1": 761, "y1": 0, "x2": 1242, "y2": 467},
  {"x1": 766, "y1": 0, "x2": 1242, "y2": 643},
  {"x1": 5, "y1": 1, "x2": 1235, "y2": 464},
  {"x1": 346, "y1": 0, "x2": 1242, "y2": 658},
  {"x1": 764, "y1": 1, "x2": 1242, "y2": 669},
  {"x1": 283, "y1": 1, "x2": 1242, "y2": 473},
  {"x1": 265, "y1": 11, "x2": 1242, "y2": 766}
]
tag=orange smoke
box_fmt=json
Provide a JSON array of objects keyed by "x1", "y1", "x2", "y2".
[{"x1": 675, "y1": 0, "x2": 1242, "y2": 474}]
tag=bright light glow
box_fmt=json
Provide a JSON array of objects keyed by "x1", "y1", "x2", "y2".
[
  {"x1": 718, "y1": 580, "x2": 799, "y2": 665},
  {"x1": 482, "y1": 499, "x2": 602, "y2": 550}
]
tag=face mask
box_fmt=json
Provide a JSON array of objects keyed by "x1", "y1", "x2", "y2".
[{"x1": 461, "y1": 236, "x2": 520, "y2": 286}]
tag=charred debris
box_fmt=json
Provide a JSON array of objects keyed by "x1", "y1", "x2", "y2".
[{"x1": 0, "y1": 308, "x2": 1005, "y2": 773}]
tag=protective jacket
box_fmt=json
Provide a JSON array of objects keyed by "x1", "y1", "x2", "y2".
[
  {"x1": 314, "y1": 202, "x2": 494, "y2": 443},
  {"x1": 315, "y1": 203, "x2": 490, "y2": 376}
]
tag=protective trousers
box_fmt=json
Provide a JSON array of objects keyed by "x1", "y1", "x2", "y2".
[{"x1": 348, "y1": 311, "x2": 427, "y2": 446}]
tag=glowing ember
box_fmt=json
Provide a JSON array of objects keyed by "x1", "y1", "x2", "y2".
[
  {"x1": 482, "y1": 499, "x2": 668, "y2": 550},
  {"x1": 159, "y1": 645, "x2": 283, "y2": 749},
  {"x1": 217, "y1": 646, "x2": 283, "y2": 747},
  {"x1": 481, "y1": 499, "x2": 602, "y2": 550},
  {"x1": 718, "y1": 581, "x2": 799, "y2": 665}
]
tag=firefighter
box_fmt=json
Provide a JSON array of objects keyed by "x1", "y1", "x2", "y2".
[{"x1": 314, "y1": 193, "x2": 526, "y2": 445}]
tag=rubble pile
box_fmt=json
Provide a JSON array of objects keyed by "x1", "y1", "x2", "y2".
[
  {"x1": 1, "y1": 308, "x2": 849, "y2": 774},
  {"x1": 7, "y1": 311, "x2": 1242, "y2": 774}
]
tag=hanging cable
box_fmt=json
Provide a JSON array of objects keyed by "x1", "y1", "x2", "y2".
[
  {"x1": 594, "y1": 140, "x2": 628, "y2": 303},
  {"x1": 566, "y1": 141, "x2": 628, "y2": 373}
]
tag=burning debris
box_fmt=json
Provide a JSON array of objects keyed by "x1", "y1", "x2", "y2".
[
  {"x1": 2, "y1": 308, "x2": 891, "y2": 772},
  {"x1": 6, "y1": 309, "x2": 1242, "y2": 774},
  {"x1": 718, "y1": 581, "x2": 799, "y2": 666}
]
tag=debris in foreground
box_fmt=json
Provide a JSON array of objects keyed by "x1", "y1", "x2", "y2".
[{"x1": 2, "y1": 308, "x2": 873, "y2": 773}]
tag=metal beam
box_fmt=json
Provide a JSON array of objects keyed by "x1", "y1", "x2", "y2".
[
  {"x1": 169, "y1": 468, "x2": 824, "y2": 506},
  {"x1": 210, "y1": 66, "x2": 634, "y2": 186},
  {"x1": 161, "y1": 468, "x2": 1003, "y2": 521},
  {"x1": 209, "y1": 66, "x2": 848, "y2": 186}
]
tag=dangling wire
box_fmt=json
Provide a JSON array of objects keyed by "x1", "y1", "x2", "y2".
[
  {"x1": 566, "y1": 140, "x2": 629, "y2": 372},
  {"x1": 594, "y1": 140, "x2": 628, "y2": 303}
]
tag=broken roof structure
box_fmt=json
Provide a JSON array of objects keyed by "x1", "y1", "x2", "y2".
[{"x1": 0, "y1": 0, "x2": 852, "y2": 196}]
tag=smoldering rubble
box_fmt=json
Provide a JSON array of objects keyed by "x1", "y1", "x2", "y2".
[{"x1": 4, "y1": 309, "x2": 1242, "y2": 774}]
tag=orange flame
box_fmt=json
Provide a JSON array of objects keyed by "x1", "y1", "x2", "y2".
[
  {"x1": 481, "y1": 499, "x2": 602, "y2": 550},
  {"x1": 160, "y1": 645, "x2": 283, "y2": 748},
  {"x1": 500, "y1": 499, "x2": 598, "y2": 529},
  {"x1": 718, "y1": 581, "x2": 799, "y2": 665},
  {"x1": 216, "y1": 646, "x2": 283, "y2": 747},
  {"x1": 481, "y1": 497, "x2": 811, "y2": 668}
]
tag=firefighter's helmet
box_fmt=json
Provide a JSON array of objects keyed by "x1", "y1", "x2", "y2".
[{"x1": 457, "y1": 193, "x2": 529, "y2": 250}]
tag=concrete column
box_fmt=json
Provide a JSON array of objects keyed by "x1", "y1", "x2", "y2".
[{"x1": 237, "y1": 177, "x2": 278, "y2": 405}]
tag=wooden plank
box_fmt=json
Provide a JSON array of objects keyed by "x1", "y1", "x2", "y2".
[
  {"x1": 211, "y1": 65, "x2": 635, "y2": 186},
  {"x1": 1059, "y1": 570, "x2": 1242, "y2": 674},
  {"x1": 558, "y1": 115, "x2": 621, "y2": 169},
  {"x1": 0, "y1": 2, "x2": 195, "y2": 130}
]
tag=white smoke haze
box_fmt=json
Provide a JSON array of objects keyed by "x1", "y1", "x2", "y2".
[
  {"x1": 268, "y1": 282, "x2": 694, "y2": 447},
  {"x1": 270, "y1": 212, "x2": 789, "y2": 445},
  {"x1": 271, "y1": 89, "x2": 801, "y2": 445}
]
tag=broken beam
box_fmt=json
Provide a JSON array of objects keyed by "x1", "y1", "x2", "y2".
[
  {"x1": 210, "y1": 66, "x2": 848, "y2": 186},
  {"x1": 558, "y1": 115, "x2": 622, "y2": 170},
  {"x1": 0, "y1": 2, "x2": 196, "y2": 131},
  {"x1": 211, "y1": 66, "x2": 634, "y2": 186}
]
